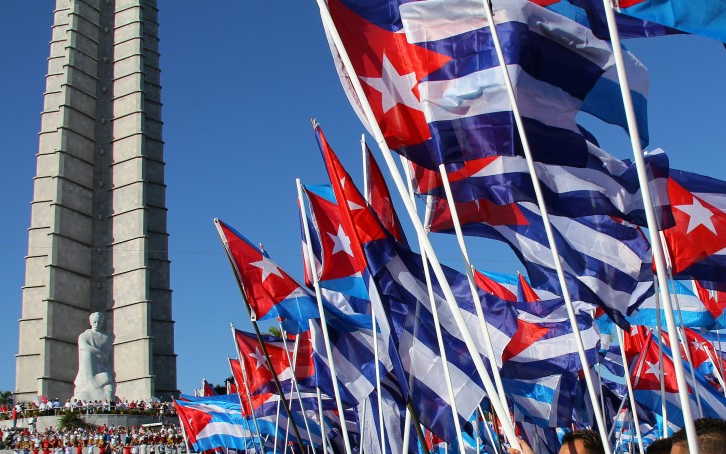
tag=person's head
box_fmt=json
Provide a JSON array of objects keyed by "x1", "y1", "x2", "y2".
[
  {"x1": 558, "y1": 430, "x2": 605, "y2": 454},
  {"x1": 671, "y1": 418, "x2": 726, "y2": 454},
  {"x1": 89, "y1": 312, "x2": 105, "y2": 331},
  {"x1": 646, "y1": 438, "x2": 673, "y2": 454}
]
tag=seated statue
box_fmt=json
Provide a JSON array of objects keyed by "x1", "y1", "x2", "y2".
[{"x1": 73, "y1": 312, "x2": 115, "y2": 401}]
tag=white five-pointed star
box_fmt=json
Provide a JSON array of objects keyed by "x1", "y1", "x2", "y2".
[
  {"x1": 347, "y1": 200, "x2": 364, "y2": 211},
  {"x1": 249, "y1": 348, "x2": 267, "y2": 370},
  {"x1": 675, "y1": 197, "x2": 718, "y2": 234},
  {"x1": 360, "y1": 53, "x2": 422, "y2": 114},
  {"x1": 644, "y1": 361, "x2": 664, "y2": 378},
  {"x1": 250, "y1": 255, "x2": 283, "y2": 282},
  {"x1": 328, "y1": 225, "x2": 354, "y2": 257},
  {"x1": 691, "y1": 340, "x2": 707, "y2": 351}
]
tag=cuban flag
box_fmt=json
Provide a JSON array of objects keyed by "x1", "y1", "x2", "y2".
[
  {"x1": 617, "y1": 0, "x2": 726, "y2": 43},
  {"x1": 663, "y1": 328, "x2": 724, "y2": 383},
  {"x1": 428, "y1": 199, "x2": 654, "y2": 328},
  {"x1": 322, "y1": 0, "x2": 650, "y2": 171},
  {"x1": 215, "y1": 219, "x2": 370, "y2": 333},
  {"x1": 174, "y1": 395, "x2": 262, "y2": 452},
  {"x1": 302, "y1": 183, "x2": 402, "y2": 408},
  {"x1": 631, "y1": 333, "x2": 726, "y2": 428},
  {"x1": 661, "y1": 170, "x2": 726, "y2": 290},
  {"x1": 499, "y1": 310, "x2": 599, "y2": 427},
  {"x1": 628, "y1": 280, "x2": 716, "y2": 328},
  {"x1": 313, "y1": 124, "x2": 518, "y2": 442},
  {"x1": 409, "y1": 146, "x2": 670, "y2": 229},
  {"x1": 233, "y1": 329, "x2": 316, "y2": 396},
  {"x1": 227, "y1": 358, "x2": 273, "y2": 417},
  {"x1": 694, "y1": 280, "x2": 726, "y2": 329}
]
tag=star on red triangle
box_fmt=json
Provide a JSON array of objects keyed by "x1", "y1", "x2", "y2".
[
  {"x1": 662, "y1": 179, "x2": 726, "y2": 274},
  {"x1": 329, "y1": 0, "x2": 452, "y2": 149}
]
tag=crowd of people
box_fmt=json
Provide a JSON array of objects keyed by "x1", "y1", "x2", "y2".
[
  {"x1": 509, "y1": 418, "x2": 726, "y2": 454},
  {"x1": 0, "y1": 401, "x2": 176, "y2": 421},
  {"x1": 0, "y1": 424, "x2": 185, "y2": 453}
]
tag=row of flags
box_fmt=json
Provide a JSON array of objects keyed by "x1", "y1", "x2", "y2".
[{"x1": 176, "y1": 0, "x2": 726, "y2": 453}]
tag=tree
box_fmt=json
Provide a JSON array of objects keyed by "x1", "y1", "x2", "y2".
[
  {"x1": 267, "y1": 326, "x2": 282, "y2": 337},
  {"x1": 0, "y1": 391, "x2": 13, "y2": 406}
]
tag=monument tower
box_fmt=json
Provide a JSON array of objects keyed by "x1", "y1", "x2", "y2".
[{"x1": 15, "y1": 0, "x2": 176, "y2": 401}]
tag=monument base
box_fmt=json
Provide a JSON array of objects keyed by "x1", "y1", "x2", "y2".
[{"x1": 0, "y1": 414, "x2": 178, "y2": 432}]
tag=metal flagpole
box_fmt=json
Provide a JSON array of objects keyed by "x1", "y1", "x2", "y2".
[
  {"x1": 399, "y1": 156, "x2": 467, "y2": 454},
  {"x1": 361, "y1": 138, "x2": 387, "y2": 454},
  {"x1": 659, "y1": 233, "x2": 705, "y2": 416},
  {"x1": 229, "y1": 325, "x2": 267, "y2": 454},
  {"x1": 313, "y1": 2, "x2": 519, "y2": 446},
  {"x1": 274, "y1": 398, "x2": 281, "y2": 454},
  {"x1": 600, "y1": 1, "x2": 699, "y2": 451},
  {"x1": 297, "y1": 178, "x2": 354, "y2": 454},
  {"x1": 616, "y1": 328, "x2": 644, "y2": 454},
  {"x1": 652, "y1": 291, "x2": 669, "y2": 436},
  {"x1": 226, "y1": 358, "x2": 264, "y2": 454},
  {"x1": 316, "y1": 387, "x2": 329, "y2": 454},
  {"x1": 438, "y1": 164, "x2": 513, "y2": 412},
  {"x1": 279, "y1": 328, "x2": 318, "y2": 453},
  {"x1": 215, "y1": 222, "x2": 307, "y2": 453}
]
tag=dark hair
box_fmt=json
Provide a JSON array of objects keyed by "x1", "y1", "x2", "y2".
[
  {"x1": 671, "y1": 418, "x2": 726, "y2": 454},
  {"x1": 560, "y1": 430, "x2": 605, "y2": 454},
  {"x1": 645, "y1": 438, "x2": 672, "y2": 454}
]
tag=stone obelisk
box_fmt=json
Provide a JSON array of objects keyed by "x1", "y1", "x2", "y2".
[{"x1": 15, "y1": 0, "x2": 177, "y2": 401}]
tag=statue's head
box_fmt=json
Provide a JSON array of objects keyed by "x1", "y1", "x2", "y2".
[{"x1": 89, "y1": 312, "x2": 105, "y2": 331}]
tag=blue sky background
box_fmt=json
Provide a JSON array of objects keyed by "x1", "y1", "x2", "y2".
[{"x1": 1, "y1": 2, "x2": 725, "y2": 395}]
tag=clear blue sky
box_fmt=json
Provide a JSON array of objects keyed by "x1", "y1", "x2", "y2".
[{"x1": 1, "y1": 1, "x2": 725, "y2": 395}]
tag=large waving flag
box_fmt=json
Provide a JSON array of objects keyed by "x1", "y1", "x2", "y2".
[
  {"x1": 410, "y1": 146, "x2": 669, "y2": 228},
  {"x1": 660, "y1": 170, "x2": 726, "y2": 289},
  {"x1": 617, "y1": 0, "x2": 726, "y2": 42},
  {"x1": 314, "y1": 124, "x2": 518, "y2": 442},
  {"x1": 323, "y1": 0, "x2": 649, "y2": 170},
  {"x1": 428, "y1": 199, "x2": 654, "y2": 327},
  {"x1": 174, "y1": 395, "x2": 261, "y2": 452}
]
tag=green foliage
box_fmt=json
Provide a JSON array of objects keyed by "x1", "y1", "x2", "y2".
[
  {"x1": 267, "y1": 326, "x2": 282, "y2": 337},
  {"x1": 0, "y1": 391, "x2": 12, "y2": 406},
  {"x1": 58, "y1": 412, "x2": 93, "y2": 430}
]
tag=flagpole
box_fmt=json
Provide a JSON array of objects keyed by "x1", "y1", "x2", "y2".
[
  {"x1": 472, "y1": 1, "x2": 615, "y2": 451},
  {"x1": 361, "y1": 143, "x2": 387, "y2": 454},
  {"x1": 279, "y1": 328, "x2": 318, "y2": 453},
  {"x1": 399, "y1": 156, "x2": 467, "y2": 454},
  {"x1": 659, "y1": 233, "x2": 705, "y2": 416},
  {"x1": 438, "y1": 164, "x2": 513, "y2": 412},
  {"x1": 600, "y1": 1, "x2": 699, "y2": 451},
  {"x1": 274, "y1": 398, "x2": 281, "y2": 454},
  {"x1": 616, "y1": 328, "x2": 644, "y2": 454},
  {"x1": 297, "y1": 178, "x2": 354, "y2": 454},
  {"x1": 214, "y1": 223, "x2": 307, "y2": 454},
  {"x1": 229, "y1": 325, "x2": 267, "y2": 454},
  {"x1": 315, "y1": 387, "x2": 329, "y2": 454},
  {"x1": 313, "y1": 2, "x2": 519, "y2": 446}
]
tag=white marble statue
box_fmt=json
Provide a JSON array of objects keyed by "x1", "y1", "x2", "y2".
[{"x1": 73, "y1": 312, "x2": 115, "y2": 401}]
